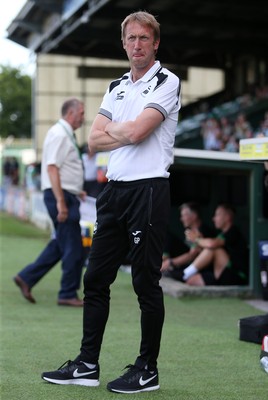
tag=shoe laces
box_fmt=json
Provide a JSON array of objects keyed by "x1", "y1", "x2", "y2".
[
  {"x1": 120, "y1": 364, "x2": 142, "y2": 381},
  {"x1": 57, "y1": 360, "x2": 77, "y2": 371}
]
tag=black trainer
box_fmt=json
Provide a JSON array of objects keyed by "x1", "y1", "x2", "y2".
[
  {"x1": 177, "y1": 269, "x2": 186, "y2": 282},
  {"x1": 168, "y1": 267, "x2": 186, "y2": 282},
  {"x1": 107, "y1": 364, "x2": 159, "y2": 393},
  {"x1": 41, "y1": 360, "x2": 99, "y2": 387}
]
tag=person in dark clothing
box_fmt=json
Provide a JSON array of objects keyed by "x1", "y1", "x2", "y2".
[
  {"x1": 161, "y1": 202, "x2": 215, "y2": 280},
  {"x1": 179, "y1": 203, "x2": 249, "y2": 286}
]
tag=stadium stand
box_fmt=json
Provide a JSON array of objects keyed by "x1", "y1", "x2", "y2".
[{"x1": 175, "y1": 86, "x2": 268, "y2": 150}]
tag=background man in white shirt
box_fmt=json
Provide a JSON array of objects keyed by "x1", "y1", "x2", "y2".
[{"x1": 14, "y1": 98, "x2": 86, "y2": 307}]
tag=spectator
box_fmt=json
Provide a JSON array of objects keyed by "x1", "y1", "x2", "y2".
[
  {"x1": 161, "y1": 202, "x2": 215, "y2": 280},
  {"x1": 10, "y1": 157, "x2": 19, "y2": 185},
  {"x1": 25, "y1": 163, "x2": 41, "y2": 191},
  {"x1": 178, "y1": 203, "x2": 249, "y2": 286},
  {"x1": 233, "y1": 113, "x2": 252, "y2": 140},
  {"x1": 201, "y1": 117, "x2": 222, "y2": 150},
  {"x1": 255, "y1": 111, "x2": 268, "y2": 137},
  {"x1": 2, "y1": 157, "x2": 12, "y2": 185},
  {"x1": 13, "y1": 98, "x2": 86, "y2": 307},
  {"x1": 219, "y1": 116, "x2": 233, "y2": 148},
  {"x1": 223, "y1": 135, "x2": 240, "y2": 153},
  {"x1": 3, "y1": 157, "x2": 19, "y2": 185}
]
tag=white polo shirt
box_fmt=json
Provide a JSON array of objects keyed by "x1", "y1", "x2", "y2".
[
  {"x1": 41, "y1": 119, "x2": 83, "y2": 195},
  {"x1": 99, "y1": 61, "x2": 181, "y2": 181}
]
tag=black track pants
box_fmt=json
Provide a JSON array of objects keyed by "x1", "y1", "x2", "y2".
[{"x1": 80, "y1": 178, "x2": 170, "y2": 370}]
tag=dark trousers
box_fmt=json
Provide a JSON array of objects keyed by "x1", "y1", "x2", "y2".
[
  {"x1": 18, "y1": 189, "x2": 84, "y2": 299},
  {"x1": 80, "y1": 178, "x2": 170, "y2": 370}
]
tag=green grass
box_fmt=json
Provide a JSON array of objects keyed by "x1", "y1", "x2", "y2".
[
  {"x1": 0, "y1": 212, "x2": 50, "y2": 238},
  {"x1": 0, "y1": 212, "x2": 267, "y2": 399}
]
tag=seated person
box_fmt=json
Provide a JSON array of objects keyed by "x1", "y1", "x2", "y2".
[
  {"x1": 177, "y1": 203, "x2": 249, "y2": 286},
  {"x1": 161, "y1": 202, "x2": 215, "y2": 279}
]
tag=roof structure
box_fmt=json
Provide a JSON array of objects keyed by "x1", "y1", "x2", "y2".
[{"x1": 7, "y1": 0, "x2": 268, "y2": 70}]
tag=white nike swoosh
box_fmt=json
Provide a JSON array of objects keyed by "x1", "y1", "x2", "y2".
[
  {"x1": 139, "y1": 374, "x2": 157, "y2": 386},
  {"x1": 73, "y1": 368, "x2": 96, "y2": 378}
]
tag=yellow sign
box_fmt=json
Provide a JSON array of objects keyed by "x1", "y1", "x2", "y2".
[
  {"x1": 96, "y1": 152, "x2": 110, "y2": 166},
  {"x1": 239, "y1": 138, "x2": 268, "y2": 160}
]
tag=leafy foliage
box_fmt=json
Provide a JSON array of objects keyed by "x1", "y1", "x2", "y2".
[{"x1": 0, "y1": 65, "x2": 31, "y2": 138}]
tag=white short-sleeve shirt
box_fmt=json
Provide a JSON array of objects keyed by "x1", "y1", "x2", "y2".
[
  {"x1": 99, "y1": 61, "x2": 181, "y2": 181},
  {"x1": 41, "y1": 119, "x2": 84, "y2": 194}
]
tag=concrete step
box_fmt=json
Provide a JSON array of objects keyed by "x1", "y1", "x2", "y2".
[{"x1": 160, "y1": 276, "x2": 253, "y2": 299}]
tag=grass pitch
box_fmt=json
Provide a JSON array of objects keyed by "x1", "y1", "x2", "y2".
[{"x1": 0, "y1": 212, "x2": 267, "y2": 399}]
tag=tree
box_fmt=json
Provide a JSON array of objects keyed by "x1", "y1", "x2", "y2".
[{"x1": 0, "y1": 65, "x2": 32, "y2": 138}]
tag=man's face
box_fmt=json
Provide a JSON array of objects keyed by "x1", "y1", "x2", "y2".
[
  {"x1": 71, "y1": 104, "x2": 85, "y2": 130},
  {"x1": 122, "y1": 21, "x2": 159, "y2": 70},
  {"x1": 180, "y1": 207, "x2": 196, "y2": 228},
  {"x1": 213, "y1": 207, "x2": 227, "y2": 230}
]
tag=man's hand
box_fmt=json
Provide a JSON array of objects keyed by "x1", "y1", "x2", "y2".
[
  {"x1": 57, "y1": 199, "x2": 68, "y2": 222},
  {"x1": 161, "y1": 257, "x2": 172, "y2": 272},
  {"x1": 185, "y1": 228, "x2": 200, "y2": 243},
  {"x1": 47, "y1": 164, "x2": 69, "y2": 222},
  {"x1": 78, "y1": 190, "x2": 87, "y2": 201}
]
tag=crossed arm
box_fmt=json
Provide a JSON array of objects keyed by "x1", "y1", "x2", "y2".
[
  {"x1": 186, "y1": 229, "x2": 225, "y2": 249},
  {"x1": 88, "y1": 108, "x2": 164, "y2": 153}
]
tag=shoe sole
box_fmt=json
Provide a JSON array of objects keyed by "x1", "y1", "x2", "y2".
[
  {"x1": 107, "y1": 384, "x2": 160, "y2": 393},
  {"x1": 260, "y1": 359, "x2": 268, "y2": 373},
  {"x1": 42, "y1": 377, "x2": 99, "y2": 386},
  {"x1": 13, "y1": 276, "x2": 36, "y2": 303}
]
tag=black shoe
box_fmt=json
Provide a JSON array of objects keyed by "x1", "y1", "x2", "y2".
[
  {"x1": 41, "y1": 360, "x2": 99, "y2": 387},
  {"x1": 171, "y1": 267, "x2": 186, "y2": 282},
  {"x1": 107, "y1": 364, "x2": 159, "y2": 393}
]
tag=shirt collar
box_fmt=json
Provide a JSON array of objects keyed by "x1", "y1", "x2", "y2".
[
  {"x1": 129, "y1": 61, "x2": 161, "y2": 83},
  {"x1": 59, "y1": 118, "x2": 73, "y2": 134}
]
